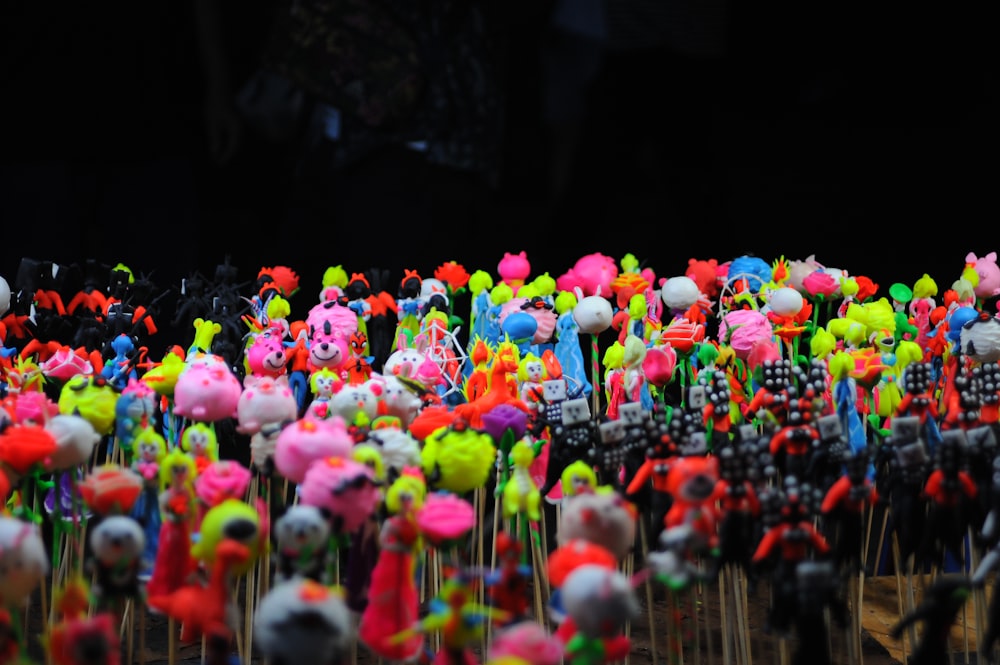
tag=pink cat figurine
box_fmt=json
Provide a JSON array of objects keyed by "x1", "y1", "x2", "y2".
[
  {"x1": 967, "y1": 251, "x2": 1000, "y2": 299},
  {"x1": 306, "y1": 301, "x2": 359, "y2": 372},
  {"x1": 236, "y1": 375, "x2": 299, "y2": 435},
  {"x1": 298, "y1": 456, "x2": 381, "y2": 533},
  {"x1": 274, "y1": 415, "x2": 355, "y2": 485},
  {"x1": 498, "y1": 251, "x2": 531, "y2": 293},
  {"x1": 244, "y1": 326, "x2": 289, "y2": 379},
  {"x1": 172, "y1": 355, "x2": 243, "y2": 423},
  {"x1": 556, "y1": 253, "x2": 618, "y2": 298}
]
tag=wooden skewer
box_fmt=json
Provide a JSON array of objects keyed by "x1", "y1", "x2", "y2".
[
  {"x1": 168, "y1": 616, "x2": 177, "y2": 665},
  {"x1": 139, "y1": 603, "x2": 146, "y2": 665},
  {"x1": 476, "y1": 485, "x2": 489, "y2": 656},
  {"x1": 736, "y1": 567, "x2": 752, "y2": 665},
  {"x1": 122, "y1": 598, "x2": 135, "y2": 665},
  {"x1": 718, "y1": 565, "x2": 736, "y2": 665},
  {"x1": 699, "y1": 576, "x2": 712, "y2": 665},
  {"x1": 639, "y1": 518, "x2": 658, "y2": 663},
  {"x1": 891, "y1": 533, "x2": 913, "y2": 662},
  {"x1": 623, "y1": 548, "x2": 633, "y2": 665}
]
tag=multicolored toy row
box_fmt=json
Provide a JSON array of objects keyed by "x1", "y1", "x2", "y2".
[{"x1": 3, "y1": 248, "x2": 1000, "y2": 665}]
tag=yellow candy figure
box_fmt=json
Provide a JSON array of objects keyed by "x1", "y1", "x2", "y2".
[
  {"x1": 502, "y1": 439, "x2": 541, "y2": 522},
  {"x1": 58, "y1": 374, "x2": 118, "y2": 435}
]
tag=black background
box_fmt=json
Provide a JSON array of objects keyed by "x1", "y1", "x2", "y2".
[{"x1": 1, "y1": 1, "x2": 997, "y2": 350}]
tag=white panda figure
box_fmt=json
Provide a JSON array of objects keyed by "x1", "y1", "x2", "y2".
[
  {"x1": 366, "y1": 425, "x2": 422, "y2": 481},
  {"x1": 254, "y1": 578, "x2": 353, "y2": 665},
  {"x1": 273, "y1": 504, "x2": 331, "y2": 584},
  {"x1": 0, "y1": 515, "x2": 48, "y2": 608},
  {"x1": 328, "y1": 381, "x2": 380, "y2": 427},
  {"x1": 961, "y1": 311, "x2": 1000, "y2": 363},
  {"x1": 557, "y1": 491, "x2": 636, "y2": 562},
  {"x1": 87, "y1": 515, "x2": 146, "y2": 607},
  {"x1": 560, "y1": 564, "x2": 639, "y2": 641}
]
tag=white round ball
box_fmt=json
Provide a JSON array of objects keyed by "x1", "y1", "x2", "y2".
[
  {"x1": 661, "y1": 276, "x2": 701, "y2": 311},
  {"x1": 769, "y1": 287, "x2": 804, "y2": 316}
]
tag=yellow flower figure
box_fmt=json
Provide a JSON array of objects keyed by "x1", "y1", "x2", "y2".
[
  {"x1": 58, "y1": 374, "x2": 118, "y2": 435},
  {"x1": 421, "y1": 419, "x2": 496, "y2": 495},
  {"x1": 501, "y1": 439, "x2": 541, "y2": 523}
]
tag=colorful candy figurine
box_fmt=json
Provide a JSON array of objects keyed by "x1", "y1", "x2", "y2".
[
  {"x1": 172, "y1": 354, "x2": 243, "y2": 424},
  {"x1": 100, "y1": 333, "x2": 142, "y2": 390},
  {"x1": 485, "y1": 530, "x2": 532, "y2": 624},
  {"x1": 420, "y1": 417, "x2": 497, "y2": 495},
  {"x1": 0, "y1": 514, "x2": 49, "y2": 611},
  {"x1": 254, "y1": 578, "x2": 354, "y2": 665},
  {"x1": 46, "y1": 576, "x2": 120, "y2": 665},
  {"x1": 789, "y1": 560, "x2": 849, "y2": 665},
  {"x1": 552, "y1": 290, "x2": 590, "y2": 400},
  {"x1": 890, "y1": 574, "x2": 973, "y2": 665},
  {"x1": 268, "y1": 503, "x2": 332, "y2": 584},
  {"x1": 146, "y1": 538, "x2": 252, "y2": 645},
  {"x1": 191, "y1": 497, "x2": 267, "y2": 576},
  {"x1": 391, "y1": 569, "x2": 508, "y2": 665},
  {"x1": 966, "y1": 251, "x2": 1000, "y2": 302},
  {"x1": 86, "y1": 514, "x2": 146, "y2": 613},
  {"x1": 819, "y1": 447, "x2": 878, "y2": 577},
  {"x1": 603, "y1": 335, "x2": 646, "y2": 420},
  {"x1": 873, "y1": 416, "x2": 931, "y2": 573},
  {"x1": 304, "y1": 366, "x2": 343, "y2": 420},
  {"x1": 919, "y1": 429, "x2": 980, "y2": 570},
  {"x1": 517, "y1": 352, "x2": 546, "y2": 410},
  {"x1": 487, "y1": 621, "x2": 564, "y2": 665},
  {"x1": 711, "y1": 441, "x2": 763, "y2": 579},
  {"x1": 358, "y1": 468, "x2": 427, "y2": 662},
  {"x1": 236, "y1": 373, "x2": 299, "y2": 436},
  {"x1": 501, "y1": 439, "x2": 542, "y2": 523},
  {"x1": 243, "y1": 325, "x2": 290, "y2": 381},
  {"x1": 279, "y1": 405, "x2": 351, "y2": 470},
  {"x1": 769, "y1": 389, "x2": 821, "y2": 483},
  {"x1": 305, "y1": 300, "x2": 359, "y2": 374},
  {"x1": 751, "y1": 477, "x2": 831, "y2": 637},
  {"x1": 559, "y1": 564, "x2": 639, "y2": 665},
  {"x1": 660, "y1": 452, "x2": 721, "y2": 560},
  {"x1": 179, "y1": 421, "x2": 219, "y2": 475},
  {"x1": 498, "y1": 251, "x2": 531, "y2": 294},
  {"x1": 144, "y1": 447, "x2": 198, "y2": 598},
  {"x1": 558, "y1": 489, "x2": 637, "y2": 563},
  {"x1": 299, "y1": 456, "x2": 382, "y2": 535},
  {"x1": 113, "y1": 378, "x2": 158, "y2": 465},
  {"x1": 455, "y1": 340, "x2": 531, "y2": 429},
  {"x1": 538, "y1": 397, "x2": 598, "y2": 499}
]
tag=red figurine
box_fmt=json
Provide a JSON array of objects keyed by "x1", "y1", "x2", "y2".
[
  {"x1": 819, "y1": 449, "x2": 878, "y2": 576},
  {"x1": 752, "y1": 478, "x2": 831, "y2": 636},
  {"x1": 486, "y1": 530, "x2": 532, "y2": 623}
]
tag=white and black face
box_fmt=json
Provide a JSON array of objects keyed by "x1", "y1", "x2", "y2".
[
  {"x1": 276, "y1": 505, "x2": 330, "y2": 550},
  {"x1": 599, "y1": 420, "x2": 625, "y2": 445},
  {"x1": 561, "y1": 398, "x2": 591, "y2": 426},
  {"x1": 617, "y1": 402, "x2": 646, "y2": 427},
  {"x1": 90, "y1": 516, "x2": 145, "y2": 566},
  {"x1": 542, "y1": 379, "x2": 567, "y2": 403}
]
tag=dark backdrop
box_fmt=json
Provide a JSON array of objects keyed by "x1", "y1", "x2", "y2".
[{"x1": 1, "y1": 1, "x2": 997, "y2": 347}]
